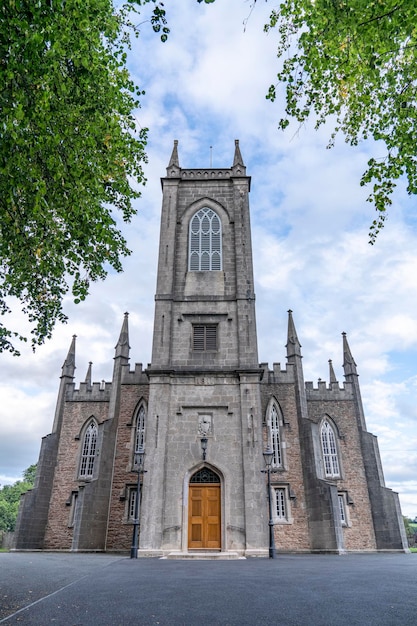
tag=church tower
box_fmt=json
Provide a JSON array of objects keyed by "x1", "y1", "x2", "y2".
[
  {"x1": 139, "y1": 140, "x2": 268, "y2": 555},
  {"x1": 14, "y1": 140, "x2": 407, "y2": 556}
]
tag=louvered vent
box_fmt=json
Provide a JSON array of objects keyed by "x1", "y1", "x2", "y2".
[{"x1": 193, "y1": 325, "x2": 217, "y2": 351}]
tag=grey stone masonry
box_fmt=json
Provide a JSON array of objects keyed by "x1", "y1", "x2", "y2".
[
  {"x1": 13, "y1": 140, "x2": 408, "y2": 555},
  {"x1": 140, "y1": 140, "x2": 268, "y2": 555}
]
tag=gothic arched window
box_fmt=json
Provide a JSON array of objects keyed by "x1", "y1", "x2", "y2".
[
  {"x1": 268, "y1": 404, "x2": 282, "y2": 468},
  {"x1": 134, "y1": 405, "x2": 146, "y2": 455},
  {"x1": 321, "y1": 419, "x2": 340, "y2": 478},
  {"x1": 79, "y1": 420, "x2": 98, "y2": 478},
  {"x1": 189, "y1": 208, "x2": 222, "y2": 271}
]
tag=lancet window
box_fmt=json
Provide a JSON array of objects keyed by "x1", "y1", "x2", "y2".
[
  {"x1": 338, "y1": 494, "x2": 347, "y2": 526},
  {"x1": 321, "y1": 419, "x2": 340, "y2": 478},
  {"x1": 268, "y1": 403, "x2": 283, "y2": 468},
  {"x1": 189, "y1": 208, "x2": 222, "y2": 271},
  {"x1": 79, "y1": 420, "x2": 98, "y2": 479},
  {"x1": 134, "y1": 405, "x2": 146, "y2": 454}
]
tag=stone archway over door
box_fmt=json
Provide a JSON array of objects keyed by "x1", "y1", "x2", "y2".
[{"x1": 188, "y1": 468, "x2": 221, "y2": 550}]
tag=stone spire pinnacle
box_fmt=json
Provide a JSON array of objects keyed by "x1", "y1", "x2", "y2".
[
  {"x1": 62, "y1": 335, "x2": 76, "y2": 378},
  {"x1": 168, "y1": 139, "x2": 179, "y2": 168},
  {"x1": 115, "y1": 312, "x2": 130, "y2": 359},
  {"x1": 329, "y1": 359, "x2": 338, "y2": 384},
  {"x1": 342, "y1": 332, "x2": 358, "y2": 376},
  {"x1": 53, "y1": 335, "x2": 76, "y2": 433},
  {"x1": 286, "y1": 310, "x2": 302, "y2": 358},
  {"x1": 85, "y1": 361, "x2": 93, "y2": 388},
  {"x1": 233, "y1": 139, "x2": 244, "y2": 167},
  {"x1": 342, "y1": 332, "x2": 367, "y2": 430}
]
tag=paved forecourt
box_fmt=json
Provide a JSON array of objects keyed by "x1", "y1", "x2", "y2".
[{"x1": 1, "y1": 552, "x2": 416, "y2": 625}]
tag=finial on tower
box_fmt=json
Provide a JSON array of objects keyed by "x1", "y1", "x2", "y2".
[
  {"x1": 328, "y1": 359, "x2": 338, "y2": 384},
  {"x1": 233, "y1": 139, "x2": 244, "y2": 167},
  {"x1": 115, "y1": 312, "x2": 130, "y2": 359},
  {"x1": 62, "y1": 335, "x2": 76, "y2": 378},
  {"x1": 168, "y1": 139, "x2": 180, "y2": 168},
  {"x1": 85, "y1": 362, "x2": 93, "y2": 388},
  {"x1": 286, "y1": 310, "x2": 302, "y2": 358},
  {"x1": 342, "y1": 332, "x2": 358, "y2": 376}
]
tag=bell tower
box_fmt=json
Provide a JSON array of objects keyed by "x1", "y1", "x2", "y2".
[
  {"x1": 150, "y1": 139, "x2": 259, "y2": 370},
  {"x1": 139, "y1": 140, "x2": 268, "y2": 556}
]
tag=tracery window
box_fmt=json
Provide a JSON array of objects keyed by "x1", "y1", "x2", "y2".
[
  {"x1": 134, "y1": 405, "x2": 146, "y2": 454},
  {"x1": 190, "y1": 468, "x2": 220, "y2": 483},
  {"x1": 268, "y1": 404, "x2": 282, "y2": 468},
  {"x1": 189, "y1": 208, "x2": 222, "y2": 271},
  {"x1": 321, "y1": 419, "x2": 340, "y2": 478},
  {"x1": 79, "y1": 421, "x2": 98, "y2": 478}
]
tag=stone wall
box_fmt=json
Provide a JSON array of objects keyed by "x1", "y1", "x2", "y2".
[
  {"x1": 306, "y1": 396, "x2": 377, "y2": 551},
  {"x1": 43, "y1": 400, "x2": 110, "y2": 550},
  {"x1": 106, "y1": 382, "x2": 150, "y2": 551},
  {"x1": 260, "y1": 379, "x2": 311, "y2": 552}
]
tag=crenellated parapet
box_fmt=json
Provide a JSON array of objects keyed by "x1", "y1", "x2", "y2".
[
  {"x1": 259, "y1": 362, "x2": 295, "y2": 384},
  {"x1": 65, "y1": 381, "x2": 112, "y2": 402},
  {"x1": 180, "y1": 168, "x2": 233, "y2": 180},
  {"x1": 305, "y1": 380, "x2": 354, "y2": 401},
  {"x1": 121, "y1": 363, "x2": 149, "y2": 385}
]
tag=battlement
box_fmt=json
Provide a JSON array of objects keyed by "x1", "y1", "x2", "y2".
[
  {"x1": 259, "y1": 362, "x2": 295, "y2": 384},
  {"x1": 65, "y1": 381, "x2": 112, "y2": 402},
  {"x1": 181, "y1": 168, "x2": 233, "y2": 180},
  {"x1": 121, "y1": 363, "x2": 149, "y2": 385},
  {"x1": 305, "y1": 380, "x2": 354, "y2": 401}
]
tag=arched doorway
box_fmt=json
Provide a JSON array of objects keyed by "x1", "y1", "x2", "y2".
[{"x1": 188, "y1": 467, "x2": 221, "y2": 550}]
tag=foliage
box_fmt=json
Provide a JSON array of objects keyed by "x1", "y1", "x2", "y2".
[
  {"x1": 264, "y1": 0, "x2": 417, "y2": 243},
  {"x1": 403, "y1": 515, "x2": 412, "y2": 533},
  {"x1": 22, "y1": 463, "x2": 37, "y2": 484},
  {"x1": 0, "y1": 464, "x2": 37, "y2": 532},
  {"x1": 0, "y1": 0, "x2": 168, "y2": 356},
  {"x1": 403, "y1": 516, "x2": 417, "y2": 546}
]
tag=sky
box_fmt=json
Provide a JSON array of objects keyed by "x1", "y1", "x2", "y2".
[{"x1": 1, "y1": 1, "x2": 417, "y2": 519}]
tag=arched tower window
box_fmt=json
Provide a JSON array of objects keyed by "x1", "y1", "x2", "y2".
[
  {"x1": 268, "y1": 403, "x2": 282, "y2": 468},
  {"x1": 134, "y1": 405, "x2": 146, "y2": 454},
  {"x1": 79, "y1": 420, "x2": 98, "y2": 479},
  {"x1": 321, "y1": 419, "x2": 340, "y2": 478},
  {"x1": 189, "y1": 207, "x2": 222, "y2": 271}
]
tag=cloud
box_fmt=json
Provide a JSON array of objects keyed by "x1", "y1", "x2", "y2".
[{"x1": 1, "y1": 0, "x2": 416, "y2": 522}]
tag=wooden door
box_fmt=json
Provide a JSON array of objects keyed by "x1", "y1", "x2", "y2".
[{"x1": 188, "y1": 485, "x2": 221, "y2": 549}]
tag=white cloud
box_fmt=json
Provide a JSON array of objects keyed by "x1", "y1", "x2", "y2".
[{"x1": 1, "y1": 0, "x2": 417, "y2": 521}]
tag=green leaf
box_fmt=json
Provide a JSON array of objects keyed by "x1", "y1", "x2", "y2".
[
  {"x1": 0, "y1": 0, "x2": 169, "y2": 354},
  {"x1": 265, "y1": 0, "x2": 417, "y2": 240}
]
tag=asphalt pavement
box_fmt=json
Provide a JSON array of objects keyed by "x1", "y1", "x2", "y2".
[{"x1": 1, "y1": 552, "x2": 416, "y2": 625}]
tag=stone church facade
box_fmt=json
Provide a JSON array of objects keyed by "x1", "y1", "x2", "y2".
[{"x1": 15, "y1": 141, "x2": 407, "y2": 555}]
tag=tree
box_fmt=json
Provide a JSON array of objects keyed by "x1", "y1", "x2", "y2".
[
  {"x1": 0, "y1": 464, "x2": 37, "y2": 532},
  {"x1": 402, "y1": 515, "x2": 417, "y2": 546},
  {"x1": 22, "y1": 463, "x2": 37, "y2": 484},
  {"x1": 263, "y1": 1, "x2": 417, "y2": 243},
  {"x1": 0, "y1": 0, "x2": 168, "y2": 356}
]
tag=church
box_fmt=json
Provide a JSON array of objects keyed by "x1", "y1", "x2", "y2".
[{"x1": 14, "y1": 141, "x2": 408, "y2": 555}]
